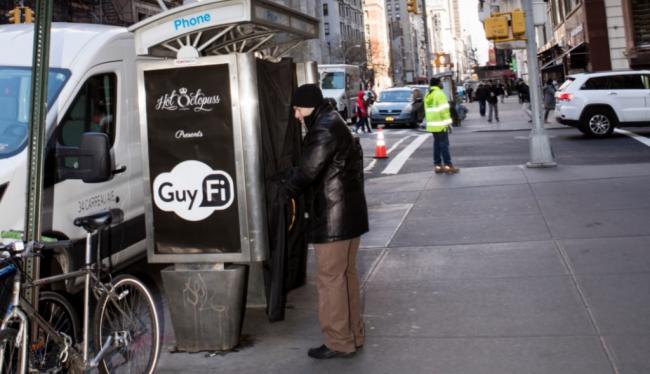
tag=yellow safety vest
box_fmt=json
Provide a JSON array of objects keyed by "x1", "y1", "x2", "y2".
[{"x1": 424, "y1": 86, "x2": 452, "y2": 133}]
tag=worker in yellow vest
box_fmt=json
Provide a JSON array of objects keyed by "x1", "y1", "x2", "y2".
[{"x1": 425, "y1": 77, "x2": 460, "y2": 174}]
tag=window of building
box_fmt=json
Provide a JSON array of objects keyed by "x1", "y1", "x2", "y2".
[
  {"x1": 631, "y1": 0, "x2": 650, "y2": 47},
  {"x1": 323, "y1": 3, "x2": 328, "y2": 17},
  {"x1": 550, "y1": 0, "x2": 563, "y2": 27},
  {"x1": 324, "y1": 22, "x2": 330, "y2": 36},
  {"x1": 341, "y1": 22, "x2": 346, "y2": 38}
]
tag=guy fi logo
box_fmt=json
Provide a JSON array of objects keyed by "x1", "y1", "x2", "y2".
[{"x1": 153, "y1": 160, "x2": 235, "y2": 222}]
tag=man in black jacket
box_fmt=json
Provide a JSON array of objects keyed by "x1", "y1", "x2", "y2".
[
  {"x1": 278, "y1": 84, "x2": 369, "y2": 359},
  {"x1": 486, "y1": 81, "x2": 500, "y2": 123},
  {"x1": 474, "y1": 83, "x2": 488, "y2": 116}
]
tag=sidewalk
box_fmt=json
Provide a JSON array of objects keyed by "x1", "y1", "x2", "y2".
[{"x1": 156, "y1": 162, "x2": 650, "y2": 373}]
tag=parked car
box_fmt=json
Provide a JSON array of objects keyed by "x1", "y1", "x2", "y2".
[
  {"x1": 555, "y1": 70, "x2": 650, "y2": 137},
  {"x1": 370, "y1": 87, "x2": 421, "y2": 128}
]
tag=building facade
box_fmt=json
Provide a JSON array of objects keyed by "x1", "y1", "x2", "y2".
[
  {"x1": 385, "y1": 0, "x2": 418, "y2": 84},
  {"x1": 426, "y1": 0, "x2": 472, "y2": 79},
  {"x1": 0, "y1": 0, "x2": 177, "y2": 25},
  {"x1": 537, "y1": 0, "x2": 649, "y2": 81},
  {"x1": 320, "y1": 0, "x2": 366, "y2": 64},
  {"x1": 362, "y1": 0, "x2": 393, "y2": 89}
]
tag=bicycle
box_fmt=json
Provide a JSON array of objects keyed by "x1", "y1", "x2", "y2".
[{"x1": 0, "y1": 209, "x2": 160, "y2": 373}]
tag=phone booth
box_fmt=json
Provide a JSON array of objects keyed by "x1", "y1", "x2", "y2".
[{"x1": 130, "y1": 0, "x2": 318, "y2": 351}]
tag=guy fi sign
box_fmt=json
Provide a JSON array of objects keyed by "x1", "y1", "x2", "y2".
[{"x1": 153, "y1": 160, "x2": 235, "y2": 222}]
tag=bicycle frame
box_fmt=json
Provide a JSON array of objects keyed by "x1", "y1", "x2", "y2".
[{"x1": 0, "y1": 231, "x2": 129, "y2": 373}]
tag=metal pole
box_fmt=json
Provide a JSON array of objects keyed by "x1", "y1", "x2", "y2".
[
  {"x1": 24, "y1": 0, "x2": 53, "y2": 302},
  {"x1": 523, "y1": 0, "x2": 556, "y2": 168},
  {"x1": 420, "y1": 0, "x2": 433, "y2": 79}
]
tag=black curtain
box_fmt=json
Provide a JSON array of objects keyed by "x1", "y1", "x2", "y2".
[{"x1": 256, "y1": 58, "x2": 308, "y2": 322}]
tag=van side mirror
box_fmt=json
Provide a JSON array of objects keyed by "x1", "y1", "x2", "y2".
[{"x1": 56, "y1": 132, "x2": 112, "y2": 183}]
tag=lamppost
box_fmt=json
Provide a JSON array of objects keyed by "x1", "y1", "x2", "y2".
[{"x1": 522, "y1": 0, "x2": 556, "y2": 168}]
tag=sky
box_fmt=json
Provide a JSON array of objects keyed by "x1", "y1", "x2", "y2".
[{"x1": 460, "y1": 0, "x2": 490, "y2": 65}]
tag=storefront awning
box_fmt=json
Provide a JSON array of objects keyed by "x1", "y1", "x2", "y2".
[
  {"x1": 129, "y1": 0, "x2": 319, "y2": 59},
  {"x1": 540, "y1": 43, "x2": 587, "y2": 71}
]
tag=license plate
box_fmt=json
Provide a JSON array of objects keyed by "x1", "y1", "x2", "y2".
[{"x1": 386, "y1": 116, "x2": 394, "y2": 122}]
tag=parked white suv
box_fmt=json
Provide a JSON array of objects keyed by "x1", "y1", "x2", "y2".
[{"x1": 555, "y1": 70, "x2": 650, "y2": 137}]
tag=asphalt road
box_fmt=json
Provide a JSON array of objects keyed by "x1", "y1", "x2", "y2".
[{"x1": 359, "y1": 126, "x2": 650, "y2": 179}]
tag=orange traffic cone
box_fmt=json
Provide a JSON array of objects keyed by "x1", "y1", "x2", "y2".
[{"x1": 374, "y1": 129, "x2": 388, "y2": 159}]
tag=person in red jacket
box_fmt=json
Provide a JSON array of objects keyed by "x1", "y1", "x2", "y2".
[{"x1": 354, "y1": 90, "x2": 371, "y2": 133}]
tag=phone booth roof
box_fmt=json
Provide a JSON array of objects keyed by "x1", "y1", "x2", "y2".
[{"x1": 129, "y1": 0, "x2": 319, "y2": 59}]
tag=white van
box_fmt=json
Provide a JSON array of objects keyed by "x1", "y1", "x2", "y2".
[
  {"x1": 0, "y1": 23, "x2": 147, "y2": 282},
  {"x1": 318, "y1": 64, "x2": 362, "y2": 119}
]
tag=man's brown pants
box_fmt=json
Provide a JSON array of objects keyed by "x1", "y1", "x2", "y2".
[{"x1": 314, "y1": 237, "x2": 364, "y2": 353}]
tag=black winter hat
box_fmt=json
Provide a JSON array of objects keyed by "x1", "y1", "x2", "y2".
[
  {"x1": 430, "y1": 77, "x2": 441, "y2": 87},
  {"x1": 292, "y1": 84, "x2": 324, "y2": 108}
]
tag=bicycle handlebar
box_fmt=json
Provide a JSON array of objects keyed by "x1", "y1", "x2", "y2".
[{"x1": 0, "y1": 239, "x2": 73, "y2": 259}]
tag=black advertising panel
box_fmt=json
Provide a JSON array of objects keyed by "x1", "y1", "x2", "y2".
[{"x1": 144, "y1": 64, "x2": 241, "y2": 254}]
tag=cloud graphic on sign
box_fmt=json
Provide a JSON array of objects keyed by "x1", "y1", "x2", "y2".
[{"x1": 152, "y1": 160, "x2": 235, "y2": 222}]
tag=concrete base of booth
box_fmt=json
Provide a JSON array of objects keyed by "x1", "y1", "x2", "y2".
[{"x1": 161, "y1": 264, "x2": 249, "y2": 352}]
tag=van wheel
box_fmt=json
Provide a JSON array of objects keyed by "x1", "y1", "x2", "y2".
[{"x1": 580, "y1": 108, "x2": 616, "y2": 138}]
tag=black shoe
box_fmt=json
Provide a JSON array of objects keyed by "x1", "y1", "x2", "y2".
[{"x1": 308, "y1": 345, "x2": 355, "y2": 359}]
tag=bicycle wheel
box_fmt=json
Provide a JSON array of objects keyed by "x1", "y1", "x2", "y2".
[
  {"x1": 93, "y1": 275, "x2": 160, "y2": 374},
  {"x1": 32, "y1": 291, "x2": 79, "y2": 373},
  {"x1": 0, "y1": 328, "x2": 21, "y2": 374}
]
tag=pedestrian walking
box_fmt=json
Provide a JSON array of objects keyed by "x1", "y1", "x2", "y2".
[
  {"x1": 474, "y1": 83, "x2": 488, "y2": 116},
  {"x1": 425, "y1": 77, "x2": 459, "y2": 174},
  {"x1": 354, "y1": 89, "x2": 371, "y2": 133},
  {"x1": 498, "y1": 83, "x2": 506, "y2": 103},
  {"x1": 518, "y1": 80, "x2": 532, "y2": 123},
  {"x1": 543, "y1": 79, "x2": 556, "y2": 123},
  {"x1": 466, "y1": 86, "x2": 474, "y2": 102},
  {"x1": 276, "y1": 84, "x2": 369, "y2": 359},
  {"x1": 487, "y1": 81, "x2": 500, "y2": 123}
]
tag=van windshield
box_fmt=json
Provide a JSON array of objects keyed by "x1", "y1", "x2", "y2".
[
  {"x1": 321, "y1": 72, "x2": 345, "y2": 90},
  {"x1": 0, "y1": 67, "x2": 70, "y2": 159}
]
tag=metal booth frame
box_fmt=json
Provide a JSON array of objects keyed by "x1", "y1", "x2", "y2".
[{"x1": 131, "y1": 0, "x2": 319, "y2": 264}]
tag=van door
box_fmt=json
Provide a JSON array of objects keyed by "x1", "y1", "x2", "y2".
[{"x1": 50, "y1": 62, "x2": 130, "y2": 254}]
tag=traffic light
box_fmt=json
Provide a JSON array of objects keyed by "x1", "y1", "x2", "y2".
[
  {"x1": 434, "y1": 53, "x2": 450, "y2": 67},
  {"x1": 23, "y1": 7, "x2": 34, "y2": 23},
  {"x1": 511, "y1": 9, "x2": 526, "y2": 36},
  {"x1": 7, "y1": 6, "x2": 21, "y2": 24},
  {"x1": 407, "y1": 0, "x2": 418, "y2": 14},
  {"x1": 484, "y1": 15, "x2": 508, "y2": 39}
]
